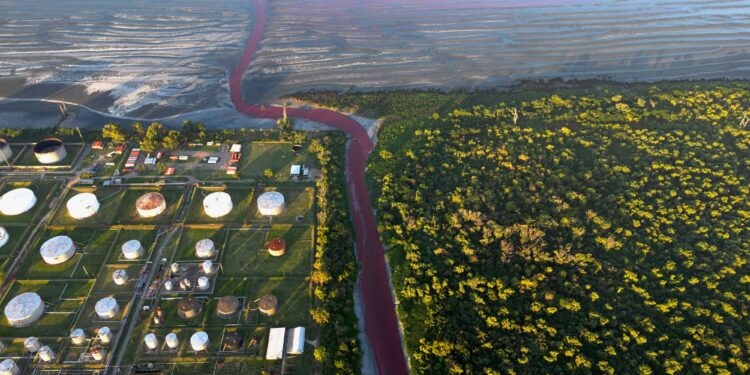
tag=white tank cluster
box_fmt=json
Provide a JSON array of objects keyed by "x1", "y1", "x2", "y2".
[
  {"x1": 0, "y1": 358, "x2": 19, "y2": 375},
  {"x1": 257, "y1": 191, "x2": 286, "y2": 216},
  {"x1": 165, "y1": 332, "x2": 180, "y2": 349},
  {"x1": 66, "y1": 192, "x2": 100, "y2": 220},
  {"x1": 4, "y1": 292, "x2": 44, "y2": 327},
  {"x1": 135, "y1": 192, "x2": 166, "y2": 218},
  {"x1": 195, "y1": 239, "x2": 215, "y2": 258},
  {"x1": 203, "y1": 192, "x2": 233, "y2": 218},
  {"x1": 0, "y1": 139, "x2": 12, "y2": 163},
  {"x1": 94, "y1": 297, "x2": 120, "y2": 320},
  {"x1": 40, "y1": 235, "x2": 76, "y2": 265},
  {"x1": 69, "y1": 328, "x2": 86, "y2": 345},
  {"x1": 33, "y1": 138, "x2": 67, "y2": 165},
  {"x1": 190, "y1": 331, "x2": 209, "y2": 351},
  {"x1": 0, "y1": 226, "x2": 8, "y2": 250},
  {"x1": 121, "y1": 240, "x2": 144, "y2": 260},
  {"x1": 98, "y1": 327, "x2": 113, "y2": 344},
  {"x1": 0, "y1": 188, "x2": 36, "y2": 216},
  {"x1": 112, "y1": 269, "x2": 129, "y2": 286}
]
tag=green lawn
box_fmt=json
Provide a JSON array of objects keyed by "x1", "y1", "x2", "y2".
[
  {"x1": 223, "y1": 226, "x2": 312, "y2": 277},
  {"x1": 13, "y1": 144, "x2": 84, "y2": 168},
  {"x1": 106, "y1": 229, "x2": 158, "y2": 264},
  {"x1": 50, "y1": 187, "x2": 126, "y2": 226},
  {"x1": 220, "y1": 229, "x2": 268, "y2": 277},
  {"x1": 185, "y1": 186, "x2": 255, "y2": 224},
  {"x1": 173, "y1": 227, "x2": 226, "y2": 262},
  {"x1": 114, "y1": 187, "x2": 185, "y2": 225},
  {"x1": 0, "y1": 225, "x2": 30, "y2": 259},
  {"x1": 214, "y1": 276, "x2": 310, "y2": 327},
  {"x1": 0, "y1": 180, "x2": 59, "y2": 224},
  {"x1": 250, "y1": 186, "x2": 314, "y2": 224},
  {"x1": 238, "y1": 142, "x2": 316, "y2": 179},
  {"x1": 92, "y1": 264, "x2": 146, "y2": 294}
]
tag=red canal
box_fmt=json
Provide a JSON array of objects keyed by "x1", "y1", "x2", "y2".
[{"x1": 229, "y1": 1, "x2": 409, "y2": 374}]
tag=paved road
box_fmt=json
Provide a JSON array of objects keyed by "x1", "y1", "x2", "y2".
[{"x1": 229, "y1": 1, "x2": 409, "y2": 374}]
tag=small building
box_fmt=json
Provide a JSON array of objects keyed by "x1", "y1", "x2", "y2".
[
  {"x1": 226, "y1": 166, "x2": 237, "y2": 175},
  {"x1": 229, "y1": 152, "x2": 241, "y2": 164},
  {"x1": 230, "y1": 144, "x2": 242, "y2": 153},
  {"x1": 266, "y1": 328, "x2": 286, "y2": 360},
  {"x1": 287, "y1": 326, "x2": 306, "y2": 355},
  {"x1": 114, "y1": 145, "x2": 125, "y2": 155},
  {"x1": 178, "y1": 155, "x2": 189, "y2": 161},
  {"x1": 207, "y1": 156, "x2": 219, "y2": 164},
  {"x1": 91, "y1": 141, "x2": 105, "y2": 150},
  {"x1": 164, "y1": 167, "x2": 175, "y2": 176}
]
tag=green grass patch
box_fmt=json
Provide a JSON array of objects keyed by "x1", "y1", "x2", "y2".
[
  {"x1": 250, "y1": 186, "x2": 314, "y2": 224},
  {"x1": 0, "y1": 225, "x2": 30, "y2": 259},
  {"x1": 114, "y1": 187, "x2": 185, "y2": 225},
  {"x1": 105, "y1": 229, "x2": 158, "y2": 264},
  {"x1": 214, "y1": 277, "x2": 311, "y2": 327},
  {"x1": 238, "y1": 142, "x2": 316, "y2": 179},
  {"x1": 92, "y1": 264, "x2": 147, "y2": 294},
  {"x1": 185, "y1": 186, "x2": 255, "y2": 224},
  {"x1": 221, "y1": 230, "x2": 267, "y2": 277},
  {"x1": 223, "y1": 226, "x2": 312, "y2": 278}
]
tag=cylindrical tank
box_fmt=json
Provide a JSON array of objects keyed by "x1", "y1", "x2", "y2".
[
  {"x1": 195, "y1": 239, "x2": 215, "y2": 258},
  {"x1": 95, "y1": 297, "x2": 120, "y2": 319},
  {"x1": 24, "y1": 337, "x2": 41, "y2": 353},
  {"x1": 165, "y1": 333, "x2": 179, "y2": 349},
  {"x1": 98, "y1": 327, "x2": 113, "y2": 344},
  {"x1": 0, "y1": 358, "x2": 19, "y2": 375},
  {"x1": 190, "y1": 331, "x2": 209, "y2": 351},
  {"x1": 66, "y1": 193, "x2": 100, "y2": 219},
  {"x1": 177, "y1": 296, "x2": 201, "y2": 320},
  {"x1": 144, "y1": 333, "x2": 158, "y2": 350},
  {"x1": 121, "y1": 240, "x2": 144, "y2": 260},
  {"x1": 135, "y1": 192, "x2": 166, "y2": 218},
  {"x1": 179, "y1": 278, "x2": 192, "y2": 290},
  {"x1": 258, "y1": 294, "x2": 278, "y2": 317},
  {"x1": 0, "y1": 226, "x2": 8, "y2": 250},
  {"x1": 0, "y1": 139, "x2": 12, "y2": 163},
  {"x1": 170, "y1": 262, "x2": 180, "y2": 273},
  {"x1": 33, "y1": 138, "x2": 67, "y2": 164},
  {"x1": 4, "y1": 292, "x2": 44, "y2": 327},
  {"x1": 203, "y1": 192, "x2": 233, "y2": 218},
  {"x1": 197, "y1": 276, "x2": 210, "y2": 291},
  {"x1": 70, "y1": 328, "x2": 86, "y2": 345},
  {"x1": 201, "y1": 260, "x2": 215, "y2": 275},
  {"x1": 37, "y1": 345, "x2": 55, "y2": 362},
  {"x1": 216, "y1": 296, "x2": 240, "y2": 319},
  {"x1": 90, "y1": 346, "x2": 105, "y2": 361},
  {"x1": 113, "y1": 269, "x2": 129, "y2": 286},
  {"x1": 0, "y1": 188, "x2": 36, "y2": 216},
  {"x1": 163, "y1": 280, "x2": 173, "y2": 291},
  {"x1": 40, "y1": 235, "x2": 76, "y2": 265},
  {"x1": 266, "y1": 238, "x2": 287, "y2": 257},
  {"x1": 257, "y1": 191, "x2": 286, "y2": 216}
]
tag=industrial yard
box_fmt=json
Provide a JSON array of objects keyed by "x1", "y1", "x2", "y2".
[{"x1": 0, "y1": 135, "x2": 320, "y2": 374}]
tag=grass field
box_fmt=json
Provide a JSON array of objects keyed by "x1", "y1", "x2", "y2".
[
  {"x1": 114, "y1": 187, "x2": 186, "y2": 225},
  {"x1": 238, "y1": 143, "x2": 316, "y2": 179},
  {"x1": 0, "y1": 225, "x2": 30, "y2": 259},
  {"x1": 106, "y1": 229, "x2": 158, "y2": 264},
  {"x1": 92, "y1": 264, "x2": 147, "y2": 294},
  {"x1": 18, "y1": 228, "x2": 118, "y2": 279},
  {"x1": 223, "y1": 226, "x2": 313, "y2": 277},
  {"x1": 173, "y1": 227, "x2": 226, "y2": 262},
  {"x1": 13, "y1": 144, "x2": 84, "y2": 168},
  {"x1": 50, "y1": 187, "x2": 126, "y2": 226},
  {"x1": 0, "y1": 180, "x2": 59, "y2": 224},
  {"x1": 250, "y1": 185, "x2": 314, "y2": 225},
  {"x1": 185, "y1": 186, "x2": 255, "y2": 224}
]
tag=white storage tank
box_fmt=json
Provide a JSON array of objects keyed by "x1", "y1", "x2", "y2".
[
  {"x1": 201, "y1": 260, "x2": 215, "y2": 275},
  {"x1": 135, "y1": 192, "x2": 166, "y2": 218},
  {"x1": 38, "y1": 345, "x2": 55, "y2": 362},
  {"x1": 112, "y1": 269, "x2": 129, "y2": 286},
  {"x1": 203, "y1": 192, "x2": 233, "y2": 218},
  {"x1": 0, "y1": 188, "x2": 37, "y2": 216},
  {"x1": 94, "y1": 297, "x2": 120, "y2": 320},
  {"x1": 33, "y1": 138, "x2": 67, "y2": 164},
  {"x1": 144, "y1": 333, "x2": 159, "y2": 350},
  {"x1": 0, "y1": 226, "x2": 8, "y2": 250},
  {"x1": 24, "y1": 337, "x2": 41, "y2": 353},
  {"x1": 195, "y1": 239, "x2": 215, "y2": 258},
  {"x1": 170, "y1": 263, "x2": 180, "y2": 273},
  {"x1": 257, "y1": 191, "x2": 286, "y2": 216},
  {"x1": 0, "y1": 358, "x2": 19, "y2": 375},
  {"x1": 196, "y1": 276, "x2": 210, "y2": 291},
  {"x1": 4, "y1": 293, "x2": 44, "y2": 327},
  {"x1": 163, "y1": 280, "x2": 173, "y2": 291},
  {"x1": 165, "y1": 332, "x2": 179, "y2": 349},
  {"x1": 121, "y1": 240, "x2": 144, "y2": 260},
  {"x1": 0, "y1": 139, "x2": 10, "y2": 163},
  {"x1": 70, "y1": 328, "x2": 86, "y2": 345},
  {"x1": 190, "y1": 331, "x2": 209, "y2": 351},
  {"x1": 66, "y1": 193, "x2": 100, "y2": 219},
  {"x1": 97, "y1": 327, "x2": 113, "y2": 344},
  {"x1": 40, "y1": 236, "x2": 76, "y2": 265},
  {"x1": 90, "y1": 346, "x2": 105, "y2": 361}
]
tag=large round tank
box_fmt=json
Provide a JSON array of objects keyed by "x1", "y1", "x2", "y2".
[
  {"x1": 4, "y1": 293, "x2": 44, "y2": 327},
  {"x1": 257, "y1": 192, "x2": 285, "y2": 216},
  {"x1": 24, "y1": 337, "x2": 41, "y2": 353},
  {"x1": 94, "y1": 297, "x2": 120, "y2": 320},
  {"x1": 97, "y1": 327, "x2": 113, "y2": 344},
  {"x1": 190, "y1": 331, "x2": 209, "y2": 351},
  {"x1": 216, "y1": 296, "x2": 240, "y2": 319},
  {"x1": 0, "y1": 188, "x2": 36, "y2": 216},
  {"x1": 0, "y1": 139, "x2": 12, "y2": 163},
  {"x1": 112, "y1": 269, "x2": 129, "y2": 286},
  {"x1": 40, "y1": 236, "x2": 76, "y2": 265},
  {"x1": 33, "y1": 138, "x2": 67, "y2": 164},
  {"x1": 144, "y1": 333, "x2": 159, "y2": 350},
  {"x1": 177, "y1": 296, "x2": 201, "y2": 320},
  {"x1": 0, "y1": 227, "x2": 8, "y2": 249},
  {"x1": 0, "y1": 358, "x2": 19, "y2": 375},
  {"x1": 135, "y1": 192, "x2": 166, "y2": 218},
  {"x1": 165, "y1": 333, "x2": 179, "y2": 349},
  {"x1": 66, "y1": 193, "x2": 100, "y2": 219},
  {"x1": 121, "y1": 240, "x2": 144, "y2": 260},
  {"x1": 195, "y1": 239, "x2": 215, "y2": 258},
  {"x1": 203, "y1": 192, "x2": 233, "y2": 218},
  {"x1": 70, "y1": 328, "x2": 86, "y2": 345}
]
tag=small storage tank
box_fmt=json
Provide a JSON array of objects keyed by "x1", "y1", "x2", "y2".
[
  {"x1": 144, "y1": 333, "x2": 159, "y2": 350},
  {"x1": 24, "y1": 337, "x2": 41, "y2": 353},
  {"x1": 0, "y1": 226, "x2": 9, "y2": 250},
  {"x1": 0, "y1": 358, "x2": 19, "y2": 375},
  {"x1": 37, "y1": 345, "x2": 55, "y2": 362},
  {"x1": 112, "y1": 269, "x2": 129, "y2": 286},
  {"x1": 163, "y1": 280, "x2": 173, "y2": 291},
  {"x1": 201, "y1": 260, "x2": 215, "y2": 275},
  {"x1": 258, "y1": 294, "x2": 278, "y2": 317},
  {"x1": 190, "y1": 331, "x2": 209, "y2": 351},
  {"x1": 170, "y1": 262, "x2": 180, "y2": 274},
  {"x1": 121, "y1": 240, "x2": 144, "y2": 260},
  {"x1": 195, "y1": 239, "x2": 215, "y2": 258},
  {"x1": 5, "y1": 293, "x2": 44, "y2": 327},
  {"x1": 177, "y1": 296, "x2": 202, "y2": 320},
  {"x1": 135, "y1": 192, "x2": 166, "y2": 218},
  {"x1": 223, "y1": 331, "x2": 242, "y2": 351},
  {"x1": 216, "y1": 296, "x2": 240, "y2": 319},
  {"x1": 70, "y1": 328, "x2": 86, "y2": 345},
  {"x1": 98, "y1": 327, "x2": 113, "y2": 344},
  {"x1": 33, "y1": 138, "x2": 67, "y2": 164},
  {"x1": 165, "y1": 333, "x2": 179, "y2": 349},
  {"x1": 40, "y1": 235, "x2": 76, "y2": 265},
  {"x1": 0, "y1": 188, "x2": 37, "y2": 216},
  {"x1": 196, "y1": 276, "x2": 210, "y2": 291},
  {"x1": 203, "y1": 192, "x2": 233, "y2": 218},
  {"x1": 90, "y1": 346, "x2": 105, "y2": 361},
  {"x1": 66, "y1": 193, "x2": 100, "y2": 219},
  {"x1": 266, "y1": 238, "x2": 286, "y2": 257},
  {"x1": 257, "y1": 191, "x2": 286, "y2": 216},
  {"x1": 94, "y1": 297, "x2": 120, "y2": 320}
]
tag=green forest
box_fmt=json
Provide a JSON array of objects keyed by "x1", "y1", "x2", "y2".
[{"x1": 296, "y1": 82, "x2": 750, "y2": 374}]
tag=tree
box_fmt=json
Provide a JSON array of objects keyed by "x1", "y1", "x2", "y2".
[
  {"x1": 140, "y1": 122, "x2": 165, "y2": 152},
  {"x1": 263, "y1": 168, "x2": 274, "y2": 179},
  {"x1": 161, "y1": 130, "x2": 184, "y2": 151},
  {"x1": 181, "y1": 120, "x2": 207, "y2": 142},
  {"x1": 131, "y1": 122, "x2": 145, "y2": 138},
  {"x1": 102, "y1": 123, "x2": 126, "y2": 144}
]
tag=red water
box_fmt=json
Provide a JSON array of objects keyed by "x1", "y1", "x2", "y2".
[{"x1": 229, "y1": 1, "x2": 409, "y2": 374}]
